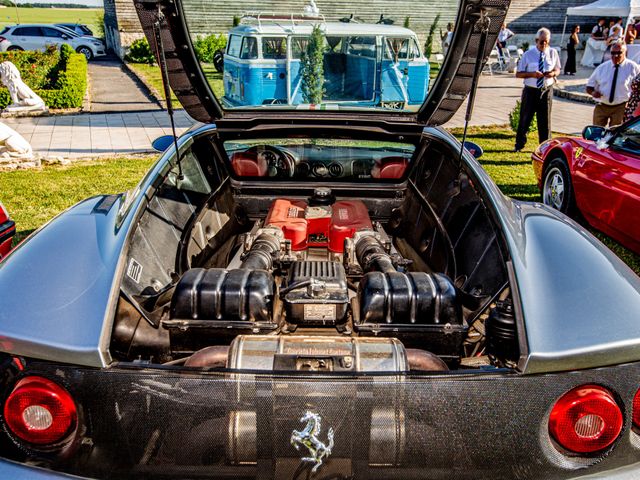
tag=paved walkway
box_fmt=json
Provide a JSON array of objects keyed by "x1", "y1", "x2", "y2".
[
  {"x1": 1, "y1": 72, "x2": 596, "y2": 161},
  {"x1": 446, "y1": 72, "x2": 594, "y2": 135},
  {"x1": 87, "y1": 55, "x2": 160, "y2": 113},
  {"x1": 5, "y1": 110, "x2": 193, "y2": 159}
]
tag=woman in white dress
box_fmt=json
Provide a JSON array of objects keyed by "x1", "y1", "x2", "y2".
[{"x1": 582, "y1": 18, "x2": 608, "y2": 67}]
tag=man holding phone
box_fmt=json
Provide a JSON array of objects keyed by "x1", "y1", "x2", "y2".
[
  {"x1": 514, "y1": 28, "x2": 561, "y2": 152},
  {"x1": 586, "y1": 42, "x2": 640, "y2": 127}
]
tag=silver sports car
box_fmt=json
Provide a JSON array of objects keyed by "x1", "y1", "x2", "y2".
[{"x1": 1, "y1": 0, "x2": 640, "y2": 478}]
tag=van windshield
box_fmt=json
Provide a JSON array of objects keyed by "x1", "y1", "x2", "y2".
[{"x1": 181, "y1": 1, "x2": 456, "y2": 113}]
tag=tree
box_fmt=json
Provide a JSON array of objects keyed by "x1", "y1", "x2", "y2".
[
  {"x1": 403, "y1": 16, "x2": 410, "y2": 29},
  {"x1": 301, "y1": 25, "x2": 325, "y2": 104},
  {"x1": 424, "y1": 13, "x2": 441, "y2": 59}
]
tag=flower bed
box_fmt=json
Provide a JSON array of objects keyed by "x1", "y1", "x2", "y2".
[{"x1": 0, "y1": 45, "x2": 87, "y2": 109}]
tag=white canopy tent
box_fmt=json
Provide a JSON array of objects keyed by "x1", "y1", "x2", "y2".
[
  {"x1": 566, "y1": 0, "x2": 640, "y2": 18},
  {"x1": 561, "y1": 0, "x2": 640, "y2": 44}
]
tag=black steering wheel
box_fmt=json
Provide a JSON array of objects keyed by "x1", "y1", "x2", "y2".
[{"x1": 245, "y1": 145, "x2": 296, "y2": 178}]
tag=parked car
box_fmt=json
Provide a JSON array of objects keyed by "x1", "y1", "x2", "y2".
[
  {"x1": 532, "y1": 119, "x2": 640, "y2": 254},
  {"x1": 0, "y1": 24, "x2": 105, "y2": 60},
  {"x1": 1, "y1": 1, "x2": 640, "y2": 479},
  {"x1": 0, "y1": 202, "x2": 14, "y2": 260},
  {"x1": 54, "y1": 23, "x2": 94, "y2": 37}
]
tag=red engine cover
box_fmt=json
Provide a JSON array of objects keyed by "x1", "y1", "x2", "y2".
[{"x1": 265, "y1": 199, "x2": 372, "y2": 252}]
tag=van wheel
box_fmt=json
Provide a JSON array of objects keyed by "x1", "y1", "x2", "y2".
[
  {"x1": 7, "y1": 46, "x2": 23, "y2": 51},
  {"x1": 76, "y1": 46, "x2": 93, "y2": 61}
]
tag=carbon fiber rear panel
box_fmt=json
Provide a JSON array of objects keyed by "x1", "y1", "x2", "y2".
[{"x1": 4, "y1": 362, "x2": 640, "y2": 479}]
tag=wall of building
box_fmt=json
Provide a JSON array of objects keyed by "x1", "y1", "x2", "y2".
[
  {"x1": 105, "y1": 0, "x2": 611, "y2": 58},
  {"x1": 107, "y1": 0, "x2": 459, "y2": 58},
  {"x1": 506, "y1": 0, "x2": 598, "y2": 34}
]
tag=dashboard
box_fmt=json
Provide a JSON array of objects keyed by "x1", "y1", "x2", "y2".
[{"x1": 227, "y1": 143, "x2": 412, "y2": 180}]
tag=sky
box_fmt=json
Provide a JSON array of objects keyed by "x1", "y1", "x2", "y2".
[{"x1": 14, "y1": 0, "x2": 103, "y2": 6}]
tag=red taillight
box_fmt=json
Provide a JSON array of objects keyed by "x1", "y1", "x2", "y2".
[
  {"x1": 633, "y1": 389, "x2": 640, "y2": 429},
  {"x1": 549, "y1": 385, "x2": 623, "y2": 454},
  {"x1": 3, "y1": 376, "x2": 77, "y2": 445}
]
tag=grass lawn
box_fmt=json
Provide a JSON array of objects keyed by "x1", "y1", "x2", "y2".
[
  {"x1": 0, "y1": 156, "x2": 154, "y2": 243},
  {"x1": 0, "y1": 126, "x2": 638, "y2": 275},
  {"x1": 0, "y1": 7, "x2": 103, "y2": 35}
]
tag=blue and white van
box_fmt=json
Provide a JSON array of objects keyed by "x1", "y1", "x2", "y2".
[{"x1": 223, "y1": 14, "x2": 430, "y2": 109}]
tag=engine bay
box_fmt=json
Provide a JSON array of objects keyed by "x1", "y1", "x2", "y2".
[{"x1": 113, "y1": 135, "x2": 517, "y2": 374}]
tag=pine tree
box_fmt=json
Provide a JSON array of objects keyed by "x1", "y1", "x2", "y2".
[
  {"x1": 301, "y1": 25, "x2": 325, "y2": 104},
  {"x1": 424, "y1": 14, "x2": 441, "y2": 59}
]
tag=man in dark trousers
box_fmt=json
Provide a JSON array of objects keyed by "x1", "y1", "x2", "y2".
[
  {"x1": 514, "y1": 28, "x2": 561, "y2": 152},
  {"x1": 586, "y1": 42, "x2": 640, "y2": 127}
]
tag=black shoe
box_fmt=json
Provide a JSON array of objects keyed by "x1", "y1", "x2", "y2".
[{"x1": 513, "y1": 147, "x2": 522, "y2": 153}]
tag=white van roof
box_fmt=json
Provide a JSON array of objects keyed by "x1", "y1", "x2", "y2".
[{"x1": 229, "y1": 20, "x2": 419, "y2": 37}]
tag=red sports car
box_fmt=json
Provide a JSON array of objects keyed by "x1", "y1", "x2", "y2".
[
  {"x1": 0, "y1": 202, "x2": 15, "y2": 260},
  {"x1": 532, "y1": 120, "x2": 640, "y2": 254}
]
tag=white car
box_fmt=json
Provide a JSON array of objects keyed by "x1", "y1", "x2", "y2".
[{"x1": 0, "y1": 24, "x2": 105, "y2": 60}]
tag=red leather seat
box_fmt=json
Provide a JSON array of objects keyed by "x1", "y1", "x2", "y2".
[
  {"x1": 231, "y1": 152, "x2": 268, "y2": 177},
  {"x1": 371, "y1": 157, "x2": 408, "y2": 179}
]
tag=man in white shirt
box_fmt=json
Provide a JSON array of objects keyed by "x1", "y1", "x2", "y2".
[
  {"x1": 514, "y1": 28, "x2": 561, "y2": 152},
  {"x1": 497, "y1": 23, "x2": 514, "y2": 57},
  {"x1": 586, "y1": 42, "x2": 640, "y2": 126}
]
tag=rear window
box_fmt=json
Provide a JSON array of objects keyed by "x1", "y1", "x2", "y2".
[
  {"x1": 181, "y1": 3, "x2": 455, "y2": 113},
  {"x1": 0, "y1": 27, "x2": 9, "y2": 35},
  {"x1": 224, "y1": 138, "x2": 415, "y2": 181}
]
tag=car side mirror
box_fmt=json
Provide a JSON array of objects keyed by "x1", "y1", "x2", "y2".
[
  {"x1": 463, "y1": 141, "x2": 483, "y2": 159},
  {"x1": 152, "y1": 135, "x2": 176, "y2": 152},
  {"x1": 582, "y1": 125, "x2": 606, "y2": 142}
]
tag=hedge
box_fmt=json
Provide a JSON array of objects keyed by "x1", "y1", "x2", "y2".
[{"x1": 0, "y1": 44, "x2": 87, "y2": 109}]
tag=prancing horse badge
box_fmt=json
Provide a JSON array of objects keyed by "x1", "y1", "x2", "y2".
[{"x1": 290, "y1": 411, "x2": 334, "y2": 473}]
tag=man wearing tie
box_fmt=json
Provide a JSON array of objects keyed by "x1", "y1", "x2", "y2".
[
  {"x1": 586, "y1": 42, "x2": 640, "y2": 127},
  {"x1": 514, "y1": 28, "x2": 561, "y2": 152}
]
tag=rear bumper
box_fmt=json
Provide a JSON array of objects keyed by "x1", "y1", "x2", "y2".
[
  {"x1": 1, "y1": 362, "x2": 640, "y2": 479},
  {"x1": 1, "y1": 456, "x2": 638, "y2": 480}
]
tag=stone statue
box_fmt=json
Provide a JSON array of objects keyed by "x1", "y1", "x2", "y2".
[
  {"x1": 0, "y1": 61, "x2": 45, "y2": 112},
  {"x1": 0, "y1": 122, "x2": 33, "y2": 159}
]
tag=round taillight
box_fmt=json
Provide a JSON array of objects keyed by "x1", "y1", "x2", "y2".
[
  {"x1": 549, "y1": 385, "x2": 623, "y2": 454},
  {"x1": 3, "y1": 376, "x2": 77, "y2": 445},
  {"x1": 633, "y1": 389, "x2": 640, "y2": 429}
]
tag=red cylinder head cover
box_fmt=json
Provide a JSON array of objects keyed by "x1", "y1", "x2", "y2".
[{"x1": 265, "y1": 199, "x2": 372, "y2": 252}]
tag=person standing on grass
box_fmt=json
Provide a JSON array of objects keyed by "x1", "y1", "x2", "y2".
[
  {"x1": 586, "y1": 42, "x2": 640, "y2": 127},
  {"x1": 513, "y1": 28, "x2": 561, "y2": 152}
]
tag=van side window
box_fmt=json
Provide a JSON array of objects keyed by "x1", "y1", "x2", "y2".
[
  {"x1": 240, "y1": 37, "x2": 258, "y2": 59},
  {"x1": 291, "y1": 37, "x2": 310, "y2": 59},
  {"x1": 346, "y1": 36, "x2": 376, "y2": 58},
  {"x1": 262, "y1": 37, "x2": 286, "y2": 59},
  {"x1": 227, "y1": 34, "x2": 242, "y2": 57},
  {"x1": 385, "y1": 38, "x2": 416, "y2": 61}
]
